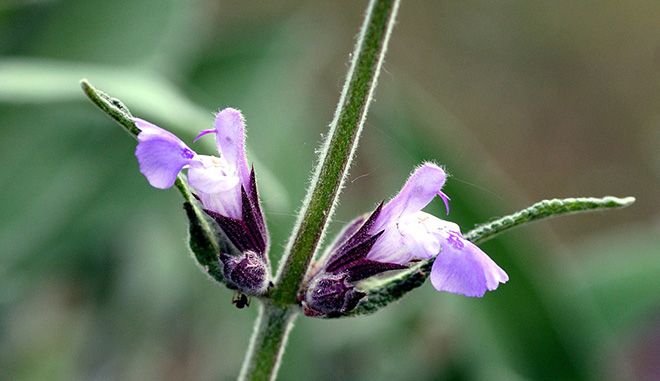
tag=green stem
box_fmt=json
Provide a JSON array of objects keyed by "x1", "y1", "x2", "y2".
[
  {"x1": 238, "y1": 303, "x2": 297, "y2": 381},
  {"x1": 464, "y1": 196, "x2": 636, "y2": 244},
  {"x1": 271, "y1": 0, "x2": 401, "y2": 305},
  {"x1": 80, "y1": 79, "x2": 139, "y2": 137},
  {"x1": 239, "y1": 1, "x2": 401, "y2": 379}
]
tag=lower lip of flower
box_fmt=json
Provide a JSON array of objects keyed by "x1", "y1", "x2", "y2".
[
  {"x1": 181, "y1": 147, "x2": 195, "y2": 159},
  {"x1": 447, "y1": 231, "x2": 464, "y2": 249}
]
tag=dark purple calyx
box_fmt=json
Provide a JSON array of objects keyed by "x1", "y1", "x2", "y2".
[
  {"x1": 302, "y1": 202, "x2": 407, "y2": 317},
  {"x1": 302, "y1": 272, "x2": 366, "y2": 318},
  {"x1": 324, "y1": 202, "x2": 406, "y2": 281},
  {"x1": 204, "y1": 169, "x2": 268, "y2": 256},
  {"x1": 204, "y1": 168, "x2": 271, "y2": 295},
  {"x1": 220, "y1": 251, "x2": 269, "y2": 295}
]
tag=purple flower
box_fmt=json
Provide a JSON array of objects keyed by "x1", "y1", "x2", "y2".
[
  {"x1": 134, "y1": 109, "x2": 270, "y2": 294},
  {"x1": 302, "y1": 163, "x2": 507, "y2": 316},
  {"x1": 135, "y1": 109, "x2": 250, "y2": 219},
  {"x1": 364, "y1": 163, "x2": 508, "y2": 297}
]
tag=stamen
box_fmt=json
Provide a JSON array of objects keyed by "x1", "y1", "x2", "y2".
[{"x1": 193, "y1": 128, "x2": 216, "y2": 142}]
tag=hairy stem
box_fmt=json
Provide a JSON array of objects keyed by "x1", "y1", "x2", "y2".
[
  {"x1": 80, "y1": 79, "x2": 139, "y2": 136},
  {"x1": 238, "y1": 1, "x2": 401, "y2": 379},
  {"x1": 464, "y1": 196, "x2": 636, "y2": 244},
  {"x1": 271, "y1": 0, "x2": 400, "y2": 305},
  {"x1": 239, "y1": 302, "x2": 296, "y2": 381}
]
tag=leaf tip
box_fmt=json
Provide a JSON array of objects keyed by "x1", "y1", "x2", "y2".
[
  {"x1": 617, "y1": 196, "x2": 636, "y2": 206},
  {"x1": 79, "y1": 78, "x2": 94, "y2": 94}
]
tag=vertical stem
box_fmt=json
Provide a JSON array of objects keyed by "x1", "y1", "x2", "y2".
[
  {"x1": 240, "y1": 1, "x2": 400, "y2": 379},
  {"x1": 271, "y1": 0, "x2": 401, "y2": 305},
  {"x1": 239, "y1": 303, "x2": 296, "y2": 381}
]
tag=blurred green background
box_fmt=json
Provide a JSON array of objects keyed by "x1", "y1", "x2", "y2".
[{"x1": 1, "y1": 1, "x2": 659, "y2": 380}]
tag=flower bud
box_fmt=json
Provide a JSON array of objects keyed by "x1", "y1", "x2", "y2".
[
  {"x1": 302, "y1": 272, "x2": 366, "y2": 318},
  {"x1": 301, "y1": 203, "x2": 406, "y2": 317},
  {"x1": 220, "y1": 251, "x2": 269, "y2": 295}
]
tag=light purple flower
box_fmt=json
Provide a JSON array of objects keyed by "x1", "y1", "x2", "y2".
[
  {"x1": 134, "y1": 108, "x2": 269, "y2": 294},
  {"x1": 369, "y1": 163, "x2": 508, "y2": 297},
  {"x1": 303, "y1": 163, "x2": 508, "y2": 315},
  {"x1": 135, "y1": 108, "x2": 249, "y2": 220}
]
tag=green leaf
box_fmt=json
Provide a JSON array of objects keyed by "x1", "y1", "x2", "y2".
[
  {"x1": 80, "y1": 79, "x2": 139, "y2": 136},
  {"x1": 347, "y1": 196, "x2": 635, "y2": 317},
  {"x1": 182, "y1": 201, "x2": 226, "y2": 283}
]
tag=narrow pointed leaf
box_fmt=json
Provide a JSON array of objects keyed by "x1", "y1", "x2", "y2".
[
  {"x1": 465, "y1": 196, "x2": 636, "y2": 244},
  {"x1": 183, "y1": 202, "x2": 224, "y2": 283}
]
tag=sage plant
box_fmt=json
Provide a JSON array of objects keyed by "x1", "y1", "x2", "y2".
[{"x1": 81, "y1": 0, "x2": 634, "y2": 379}]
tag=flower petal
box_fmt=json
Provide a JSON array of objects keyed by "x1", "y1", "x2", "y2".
[
  {"x1": 376, "y1": 163, "x2": 448, "y2": 230},
  {"x1": 368, "y1": 211, "x2": 442, "y2": 264},
  {"x1": 214, "y1": 108, "x2": 250, "y2": 185},
  {"x1": 187, "y1": 155, "x2": 240, "y2": 193},
  {"x1": 195, "y1": 188, "x2": 242, "y2": 220},
  {"x1": 366, "y1": 229, "x2": 415, "y2": 264},
  {"x1": 134, "y1": 118, "x2": 195, "y2": 189},
  {"x1": 430, "y1": 231, "x2": 508, "y2": 297},
  {"x1": 187, "y1": 155, "x2": 242, "y2": 219},
  {"x1": 134, "y1": 118, "x2": 173, "y2": 136}
]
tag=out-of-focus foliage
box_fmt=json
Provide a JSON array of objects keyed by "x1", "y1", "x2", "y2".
[{"x1": 1, "y1": 1, "x2": 658, "y2": 380}]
